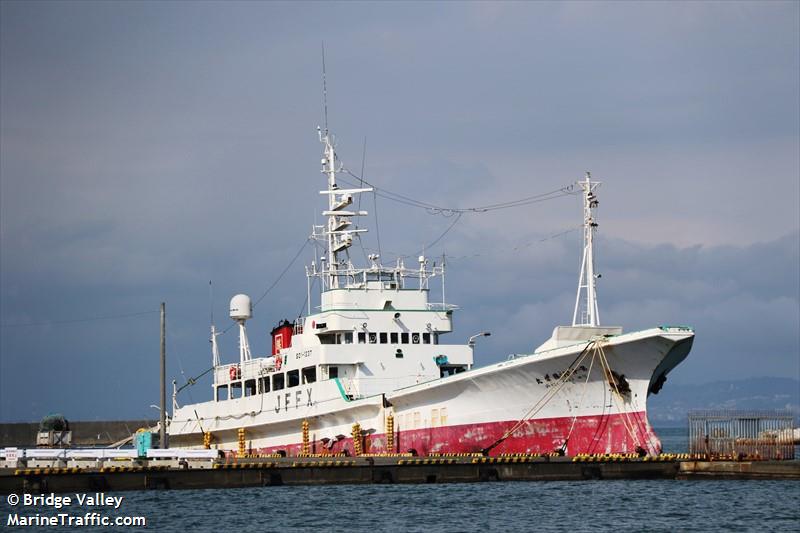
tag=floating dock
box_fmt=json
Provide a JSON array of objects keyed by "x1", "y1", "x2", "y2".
[{"x1": 2, "y1": 455, "x2": 798, "y2": 494}]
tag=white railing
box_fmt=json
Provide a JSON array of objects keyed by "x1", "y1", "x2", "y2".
[
  {"x1": 426, "y1": 303, "x2": 459, "y2": 311},
  {"x1": 215, "y1": 358, "x2": 276, "y2": 384}
]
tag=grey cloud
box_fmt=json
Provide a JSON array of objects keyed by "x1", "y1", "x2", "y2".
[{"x1": 1, "y1": 1, "x2": 797, "y2": 421}]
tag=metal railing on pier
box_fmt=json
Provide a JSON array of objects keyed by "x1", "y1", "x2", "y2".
[{"x1": 688, "y1": 410, "x2": 795, "y2": 460}]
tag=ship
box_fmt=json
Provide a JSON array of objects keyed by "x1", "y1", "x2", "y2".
[{"x1": 168, "y1": 122, "x2": 694, "y2": 457}]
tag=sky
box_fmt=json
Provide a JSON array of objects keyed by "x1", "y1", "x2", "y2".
[{"x1": 1, "y1": 1, "x2": 798, "y2": 422}]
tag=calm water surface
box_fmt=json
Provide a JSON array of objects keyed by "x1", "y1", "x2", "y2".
[
  {"x1": 5, "y1": 480, "x2": 796, "y2": 532},
  {"x1": 3, "y1": 429, "x2": 799, "y2": 532}
]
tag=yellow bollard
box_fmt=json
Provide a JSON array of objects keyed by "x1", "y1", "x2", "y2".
[
  {"x1": 351, "y1": 422, "x2": 362, "y2": 456},
  {"x1": 385, "y1": 414, "x2": 395, "y2": 452},
  {"x1": 301, "y1": 419, "x2": 310, "y2": 456},
  {"x1": 237, "y1": 428, "x2": 246, "y2": 458}
]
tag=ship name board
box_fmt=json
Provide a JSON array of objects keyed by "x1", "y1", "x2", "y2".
[{"x1": 275, "y1": 388, "x2": 313, "y2": 412}]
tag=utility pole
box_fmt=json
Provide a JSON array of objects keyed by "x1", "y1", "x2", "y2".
[{"x1": 160, "y1": 302, "x2": 168, "y2": 448}]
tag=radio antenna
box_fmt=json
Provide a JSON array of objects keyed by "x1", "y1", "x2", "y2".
[
  {"x1": 209, "y1": 279, "x2": 214, "y2": 325},
  {"x1": 321, "y1": 42, "x2": 329, "y2": 134}
]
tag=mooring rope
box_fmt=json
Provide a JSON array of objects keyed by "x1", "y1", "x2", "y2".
[
  {"x1": 481, "y1": 341, "x2": 595, "y2": 454},
  {"x1": 562, "y1": 348, "x2": 597, "y2": 450}
]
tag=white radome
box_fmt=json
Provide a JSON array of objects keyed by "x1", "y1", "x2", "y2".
[{"x1": 229, "y1": 294, "x2": 252, "y2": 321}]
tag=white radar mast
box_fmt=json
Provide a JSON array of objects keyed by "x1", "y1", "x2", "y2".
[
  {"x1": 572, "y1": 172, "x2": 601, "y2": 327},
  {"x1": 229, "y1": 294, "x2": 253, "y2": 365},
  {"x1": 314, "y1": 128, "x2": 372, "y2": 290}
]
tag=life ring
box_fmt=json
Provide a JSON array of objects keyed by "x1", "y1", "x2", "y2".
[
  {"x1": 275, "y1": 354, "x2": 282, "y2": 371},
  {"x1": 229, "y1": 365, "x2": 239, "y2": 380}
]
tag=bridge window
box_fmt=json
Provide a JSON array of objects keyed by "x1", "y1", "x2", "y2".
[
  {"x1": 230, "y1": 381, "x2": 242, "y2": 399},
  {"x1": 244, "y1": 379, "x2": 256, "y2": 397},
  {"x1": 433, "y1": 333, "x2": 439, "y2": 344},
  {"x1": 344, "y1": 332, "x2": 353, "y2": 344},
  {"x1": 422, "y1": 333, "x2": 431, "y2": 344},
  {"x1": 358, "y1": 332, "x2": 366, "y2": 344},
  {"x1": 390, "y1": 332, "x2": 398, "y2": 344},
  {"x1": 412, "y1": 333, "x2": 420, "y2": 344},
  {"x1": 302, "y1": 366, "x2": 317, "y2": 384},
  {"x1": 272, "y1": 373, "x2": 285, "y2": 391},
  {"x1": 216, "y1": 384, "x2": 228, "y2": 401},
  {"x1": 259, "y1": 377, "x2": 270, "y2": 394},
  {"x1": 401, "y1": 332, "x2": 409, "y2": 344},
  {"x1": 328, "y1": 366, "x2": 339, "y2": 379},
  {"x1": 369, "y1": 332, "x2": 377, "y2": 344},
  {"x1": 380, "y1": 332, "x2": 388, "y2": 344},
  {"x1": 287, "y1": 369, "x2": 300, "y2": 387}
]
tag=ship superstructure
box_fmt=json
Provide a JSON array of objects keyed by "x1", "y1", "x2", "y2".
[{"x1": 169, "y1": 123, "x2": 693, "y2": 457}]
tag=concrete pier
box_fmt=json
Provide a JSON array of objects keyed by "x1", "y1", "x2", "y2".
[{"x1": 1, "y1": 456, "x2": 797, "y2": 494}]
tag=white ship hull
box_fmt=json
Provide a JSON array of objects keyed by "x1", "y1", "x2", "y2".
[{"x1": 170, "y1": 327, "x2": 692, "y2": 456}]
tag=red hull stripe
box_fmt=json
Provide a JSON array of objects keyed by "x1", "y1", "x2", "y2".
[{"x1": 246, "y1": 411, "x2": 661, "y2": 457}]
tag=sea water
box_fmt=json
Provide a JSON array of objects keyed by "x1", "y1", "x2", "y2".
[
  {"x1": 3, "y1": 428, "x2": 799, "y2": 532},
  {"x1": 5, "y1": 480, "x2": 797, "y2": 532}
]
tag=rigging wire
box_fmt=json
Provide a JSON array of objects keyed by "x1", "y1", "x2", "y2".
[
  {"x1": 357, "y1": 137, "x2": 366, "y2": 213},
  {"x1": 422, "y1": 212, "x2": 462, "y2": 253},
  {"x1": 167, "y1": 326, "x2": 195, "y2": 405},
  {"x1": 352, "y1": 138, "x2": 376, "y2": 262},
  {"x1": 359, "y1": 223, "x2": 580, "y2": 263},
  {"x1": 512, "y1": 225, "x2": 583, "y2": 251},
  {"x1": 219, "y1": 238, "x2": 312, "y2": 336},
  {"x1": 297, "y1": 275, "x2": 318, "y2": 318},
  {"x1": 341, "y1": 167, "x2": 575, "y2": 216},
  {"x1": 373, "y1": 189, "x2": 383, "y2": 258},
  {"x1": 253, "y1": 238, "x2": 312, "y2": 309}
]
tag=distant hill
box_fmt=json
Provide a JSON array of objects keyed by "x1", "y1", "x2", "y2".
[{"x1": 648, "y1": 377, "x2": 799, "y2": 426}]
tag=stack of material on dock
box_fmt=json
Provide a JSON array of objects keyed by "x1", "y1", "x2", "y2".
[{"x1": 0, "y1": 420, "x2": 156, "y2": 448}]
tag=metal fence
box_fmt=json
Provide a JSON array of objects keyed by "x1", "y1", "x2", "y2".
[{"x1": 688, "y1": 410, "x2": 795, "y2": 460}]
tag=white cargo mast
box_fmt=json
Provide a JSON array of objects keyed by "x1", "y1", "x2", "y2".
[{"x1": 572, "y1": 172, "x2": 601, "y2": 327}]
